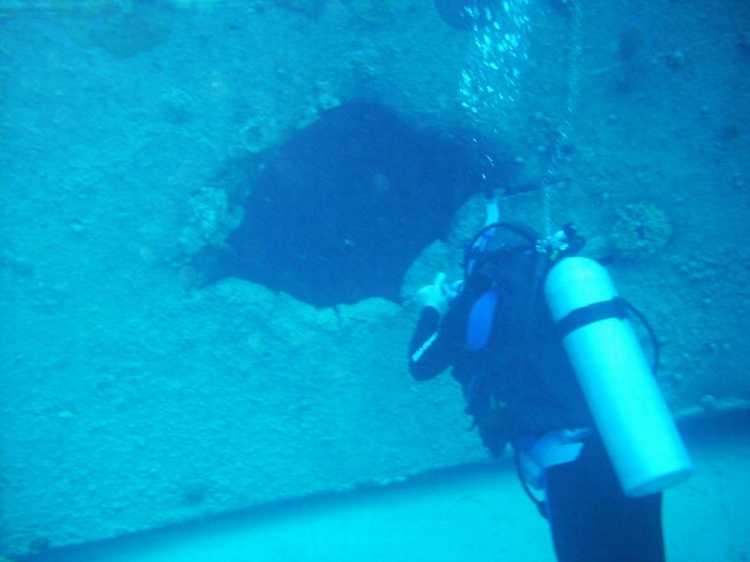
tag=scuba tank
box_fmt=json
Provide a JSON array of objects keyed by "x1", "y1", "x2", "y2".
[{"x1": 544, "y1": 257, "x2": 693, "y2": 497}]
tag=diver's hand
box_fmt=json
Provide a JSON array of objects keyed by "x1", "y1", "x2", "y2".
[{"x1": 417, "y1": 272, "x2": 450, "y2": 315}]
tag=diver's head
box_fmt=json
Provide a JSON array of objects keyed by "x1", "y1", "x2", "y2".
[{"x1": 464, "y1": 220, "x2": 539, "y2": 274}]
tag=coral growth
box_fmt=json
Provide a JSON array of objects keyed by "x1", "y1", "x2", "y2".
[
  {"x1": 272, "y1": 0, "x2": 395, "y2": 23},
  {"x1": 58, "y1": 0, "x2": 175, "y2": 57},
  {"x1": 343, "y1": 0, "x2": 395, "y2": 24},
  {"x1": 179, "y1": 187, "x2": 242, "y2": 256},
  {"x1": 272, "y1": 0, "x2": 325, "y2": 18},
  {"x1": 610, "y1": 203, "x2": 673, "y2": 260}
]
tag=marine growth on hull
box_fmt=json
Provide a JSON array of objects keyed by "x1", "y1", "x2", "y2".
[{"x1": 215, "y1": 102, "x2": 518, "y2": 308}]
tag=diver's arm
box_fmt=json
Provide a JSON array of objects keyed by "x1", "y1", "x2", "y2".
[
  {"x1": 409, "y1": 272, "x2": 472, "y2": 380},
  {"x1": 409, "y1": 302, "x2": 468, "y2": 381},
  {"x1": 408, "y1": 273, "x2": 454, "y2": 380},
  {"x1": 409, "y1": 306, "x2": 448, "y2": 380}
]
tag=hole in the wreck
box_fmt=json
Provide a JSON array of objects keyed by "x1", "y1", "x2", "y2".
[{"x1": 209, "y1": 102, "x2": 521, "y2": 309}]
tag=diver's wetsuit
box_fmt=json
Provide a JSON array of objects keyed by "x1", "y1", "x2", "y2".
[{"x1": 408, "y1": 283, "x2": 665, "y2": 562}]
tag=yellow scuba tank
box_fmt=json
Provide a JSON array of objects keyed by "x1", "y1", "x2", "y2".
[{"x1": 544, "y1": 257, "x2": 692, "y2": 497}]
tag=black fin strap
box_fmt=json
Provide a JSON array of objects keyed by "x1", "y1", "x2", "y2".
[{"x1": 556, "y1": 297, "x2": 628, "y2": 339}]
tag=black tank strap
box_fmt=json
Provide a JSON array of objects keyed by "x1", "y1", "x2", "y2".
[{"x1": 555, "y1": 297, "x2": 629, "y2": 339}]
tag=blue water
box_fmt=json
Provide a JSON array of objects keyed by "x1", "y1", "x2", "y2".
[{"x1": 1, "y1": 0, "x2": 749, "y2": 560}]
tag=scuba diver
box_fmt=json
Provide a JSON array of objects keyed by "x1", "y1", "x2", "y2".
[{"x1": 408, "y1": 194, "x2": 692, "y2": 562}]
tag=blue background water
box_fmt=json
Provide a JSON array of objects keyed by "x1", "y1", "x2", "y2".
[{"x1": 1, "y1": 0, "x2": 749, "y2": 559}]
